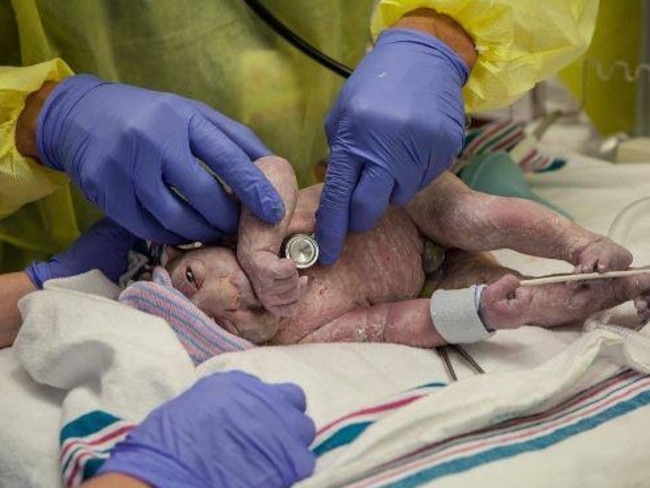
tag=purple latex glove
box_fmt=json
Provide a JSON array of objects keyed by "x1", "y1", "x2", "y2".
[
  {"x1": 25, "y1": 217, "x2": 138, "y2": 288},
  {"x1": 317, "y1": 28, "x2": 468, "y2": 264},
  {"x1": 37, "y1": 75, "x2": 285, "y2": 245},
  {"x1": 99, "y1": 371, "x2": 316, "y2": 488}
]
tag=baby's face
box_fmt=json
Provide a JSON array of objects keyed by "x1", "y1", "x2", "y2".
[{"x1": 165, "y1": 246, "x2": 280, "y2": 343}]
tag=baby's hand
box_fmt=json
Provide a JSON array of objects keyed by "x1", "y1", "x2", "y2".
[
  {"x1": 246, "y1": 251, "x2": 308, "y2": 317},
  {"x1": 478, "y1": 274, "x2": 533, "y2": 330},
  {"x1": 573, "y1": 237, "x2": 633, "y2": 274}
]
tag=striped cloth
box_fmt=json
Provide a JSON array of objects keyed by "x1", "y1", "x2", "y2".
[
  {"x1": 461, "y1": 118, "x2": 565, "y2": 173},
  {"x1": 60, "y1": 411, "x2": 135, "y2": 488},
  {"x1": 59, "y1": 370, "x2": 650, "y2": 487},
  {"x1": 310, "y1": 369, "x2": 650, "y2": 487},
  {"x1": 119, "y1": 267, "x2": 254, "y2": 364},
  {"x1": 313, "y1": 383, "x2": 447, "y2": 459}
]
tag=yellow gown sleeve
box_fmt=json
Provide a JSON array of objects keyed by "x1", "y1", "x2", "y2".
[
  {"x1": 371, "y1": 0, "x2": 600, "y2": 113},
  {"x1": 0, "y1": 59, "x2": 74, "y2": 219}
]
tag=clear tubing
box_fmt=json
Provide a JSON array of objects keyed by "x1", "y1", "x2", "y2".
[{"x1": 607, "y1": 196, "x2": 650, "y2": 246}]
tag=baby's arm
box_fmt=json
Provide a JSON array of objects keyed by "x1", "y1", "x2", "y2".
[
  {"x1": 407, "y1": 172, "x2": 632, "y2": 272},
  {"x1": 237, "y1": 156, "x2": 307, "y2": 316},
  {"x1": 298, "y1": 269, "x2": 650, "y2": 346},
  {"x1": 0, "y1": 272, "x2": 36, "y2": 348}
]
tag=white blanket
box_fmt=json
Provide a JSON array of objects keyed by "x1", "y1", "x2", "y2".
[{"x1": 7, "y1": 270, "x2": 650, "y2": 488}]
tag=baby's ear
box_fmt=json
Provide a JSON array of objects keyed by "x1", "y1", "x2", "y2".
[{"x1": 160, "y1": 245, "x2": 187, "y2": 266}]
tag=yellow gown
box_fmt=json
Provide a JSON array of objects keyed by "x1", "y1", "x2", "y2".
[
  {"x1": 560, "y1": 1, "x2": 642, "y2": 137},
  {"x1": 0, "y1": 0, "x2": 598, "y2": 271}
]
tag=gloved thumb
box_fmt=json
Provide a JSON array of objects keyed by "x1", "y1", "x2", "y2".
[
  {"x1": 189, "y1": 117, "x2": 285, "y2": 225},
  {"x1": 315, "y1": 150, "x2": 361, "y2": 265}
]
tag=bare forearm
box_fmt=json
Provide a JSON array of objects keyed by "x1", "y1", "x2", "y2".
[
  {"x1": 407, "y1": 173, "x2": 603, "y2": 262},
  {"x1": 464, "y1": 197, "x2": 594, "y2": 261},
  {"x1": 15, "y1": 81, "x2": 58, "y2": 161},
  {"x1": 237, "y1": 156, "x2": 298, "y2": 267},
  {"x1": 80, "y1": 473, "x2": 149, "y2": 488},
  {"x1": 392, "y1": 8, "x2": 477, "y2": 70},
  {"x1": 0, "y1": 272, "x2": 36, "y2": 348}
]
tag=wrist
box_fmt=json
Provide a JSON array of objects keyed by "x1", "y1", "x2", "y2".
[
  {"x1": 16, "y1": 81, "x2": 58, "y2": 161},
  {"x1": 80, "y1": 473, "x2": 151, "y2": 488},
  {"x1": 35, "y1": 74, "x2": 106, "y2": 171},
  {"x1": 393, "y1": 8, "x2": 476, "y2": 71},
  {"x1": 99, "y1": 442, "x2": 202, "y2": 488},
  {"x1": 25, "y1": 260, "x2": 53, "y2": 289}
]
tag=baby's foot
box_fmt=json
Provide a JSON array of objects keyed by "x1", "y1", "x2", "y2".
[
  {"x1": 573, "y1": 237, "x2": 633, "y2": 274},
  {"x1": 478, "y1": 274, "x2": 533, "y2": 330},
  {"x1": 626, "y1": 272, "x2": 650, "y2": 323},
  {"x1": 244, "y1": 251, "x2": 307, "y2": 317}
]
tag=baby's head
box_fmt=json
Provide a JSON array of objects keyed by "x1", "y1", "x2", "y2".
[{"x1": 164, "y1": 246, "x2": 280, "y2": 343}]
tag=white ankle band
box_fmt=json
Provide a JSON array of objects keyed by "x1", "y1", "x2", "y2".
[{"x1": 430, "y1": 285, "x2": 494, "y2": 344}]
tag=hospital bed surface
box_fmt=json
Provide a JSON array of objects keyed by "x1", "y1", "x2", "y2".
[{"x1": 3, "y1": 155, "x2": 650, "y2": 487}]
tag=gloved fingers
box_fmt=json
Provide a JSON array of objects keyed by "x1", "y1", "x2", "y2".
[
  {"x1": 131, "y1": 197, "x2": 191, "y2": 245},
  {"x1": 160, "y1": 147, "x2": 242, "y2": 237},
  {"x1": 277, "y1": 404, "x2": 317, "y2": 448},
  {"x1": 136, "y1": 175, "x2": 226, "y2": 243},
  {"x1": 389, "y1": 176, "x2": 420, "y2": 207},
  {"x1": 189, "y1": 116, "x2": 285, "y2": 225},
  {"x1": 258, "y1": 411, "x2": 316, "y2": 486},
  {"x1": 289, "y1": 445, "x2": 316, "y2": 482},
  {"x1": 273, "y1": 382, "x2": 308, "y2": 412},
  {"x1": 324, "y1": 80, "x2": 356, "y2": 145},
  {"x1": 190, "y1": 101, "x2": 272, "y2": 160},
  {"x1": 315, "y1": 152, "x2": 362, "y2": 265},
  {"x1": 24, "y1": 262, "x2": 50, "y2": 289},
  {"x1": 349, "y1": 166, "x2": 394, "y2": 233},
  {"x1": 88, "y1": 217, "x2": 140, "y2": 247},
  {"x1": 324, "y1": 103, "x2": 344, "y2": 146}
]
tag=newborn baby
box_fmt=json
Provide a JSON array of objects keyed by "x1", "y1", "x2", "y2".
[{"x1": 164, "y1": 156, "x2": 649, "y2": 348}]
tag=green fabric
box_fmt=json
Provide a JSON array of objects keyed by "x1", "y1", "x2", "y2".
[
  {"x1": 0, "y1": 0, "x2": 374, "y2": 271},
  {"x1": 559, "y1": 2, "x2": 641, "y2": 136},
  {"x1": 0, "y1": 0, "x2": 19, "y2": 66},
  {"x1": 12, "y1": 0, "x2": 373, "y2": 185}
]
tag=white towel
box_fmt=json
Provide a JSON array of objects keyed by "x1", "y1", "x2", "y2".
[{"x1": 13, "y1": 271, "x2": 196, "y2": 487}]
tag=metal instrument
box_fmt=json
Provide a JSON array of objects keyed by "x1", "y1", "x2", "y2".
[
  {"x1": 284, "y1": 233, "x2": 319, "y2": 269},
  {"x1": 436, "y1": 345, "x2": 485, "y2": 382}
]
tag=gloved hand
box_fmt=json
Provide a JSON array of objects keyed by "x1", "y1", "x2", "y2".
[
  {"x1": 317, "y1": 28, "x2": 468, "y2": 264},
  {"x1": 25, "y1": 217, "x2": 138, "y2": 288},
  {"x1": 37, "y1": 75, "x2": 285, "y2": 245},
  {"x1": 99, "y1": 371, "x2": 316, "y2": 488}
]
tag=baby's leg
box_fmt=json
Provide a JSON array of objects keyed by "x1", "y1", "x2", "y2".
[
  {"x1": 299, "y1": 249, "x2": 513, "y2": 346},
  {"x1": 297, "y1": 298, "x2": 444, "y2": 347},
  {"x1": 407, "y1": 172, "x2": 632, "y2": 272},
  {"x1": 434, "y1": 249, "x2": 522, "y2": 290}
]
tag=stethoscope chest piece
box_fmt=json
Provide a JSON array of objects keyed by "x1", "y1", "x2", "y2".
[{"x1": 284, "y1": 233, "x2": 319, "y2": 269}]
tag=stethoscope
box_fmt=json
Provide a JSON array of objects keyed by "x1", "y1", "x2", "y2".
[
  {"x1": 242, "y1": 0, "x2": 353, "y2": 269},
  {"x1": 242, "y1": 0, "x2": 353, "y2": 79},
  {"x1": 181, "y1": 2, "x2": 341, "y2": 265}
]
